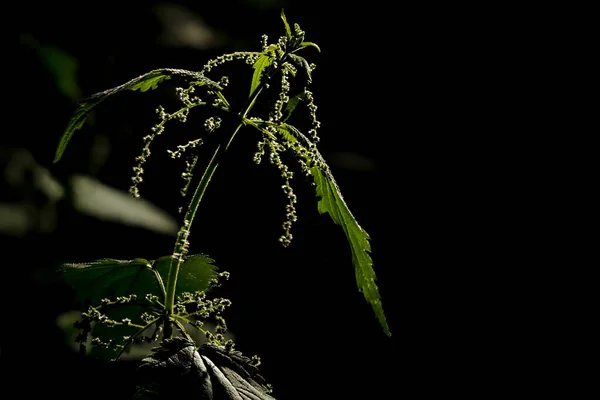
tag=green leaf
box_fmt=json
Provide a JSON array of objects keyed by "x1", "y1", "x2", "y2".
[
  {"x1": 59, "y1": 258, "x2": 159, "y2": 306},
  {"x1": 59, "y1": 254, "x2": 218, "y2": 306},
  {"x1": 53, "y1": 69, "x2": 221, "y2": 163},
  {"x1": 282, "y1": 92, "x2": 305, "y2": 122},
  {"x1": 299, "y1": 41, "x2": 321, "y2": 52},
  {"x1": 54, "y1": 101, "x2": 96, "y2": 163},
  {"x1": 153, "y1": 254, "x2": 218, "y2": 295},
  {"x1": 250, "y1": 54, "x2": 272, "y2": 97},
  {"x1": 129, "y1": 73, "x2": 171, "y2": 92},
  {"x1": 281, "y1": 9, "x2": 292, "y2": 39},
  {"x1": 275, "y1": 124, "x2": 298, "y2": 144},
  {"x1": 311, "y1": 167, "x2": 391, "y2": 336},
  {"x1": 288, "y1": 54, "x2": 313, "y2": 84}
]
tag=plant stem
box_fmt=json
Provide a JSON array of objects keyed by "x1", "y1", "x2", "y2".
[{"x1": 163, "y1": 86, "x2": 266, "y2": 338}]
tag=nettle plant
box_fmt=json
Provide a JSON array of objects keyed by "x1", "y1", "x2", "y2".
[{"x1": 53, "y1": 12, "x2": 390, "y2": 399}]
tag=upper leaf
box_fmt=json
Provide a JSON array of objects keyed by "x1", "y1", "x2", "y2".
[
  {"x1": 281, "y1": 9, "x2": 292, "y2": 39},
  {"x1": 250, "y1": 54, "x2": 272, "y2": 97},
  {"x1": 299, "y1": 42, "x2": 321, "y2": 53},
  {"x1": 53, "y1": 69, "x2": 221, "y2": 163},
  {"x1": 311, "y1": 167, "x2": 391, "y2": 337}
]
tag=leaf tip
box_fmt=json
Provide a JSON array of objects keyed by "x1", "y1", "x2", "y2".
[
  {"x1": 301, "y1": 41, "x2": 321, "y2": 53},
  {"x1": 281, "y1": 9, "x2": 292, "y2": 38}
]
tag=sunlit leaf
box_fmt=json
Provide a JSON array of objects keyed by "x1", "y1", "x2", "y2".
[
  {"x1": 299, "y1": 41, "x2": 321, "y2": 53},
  {"x1": 53, "y1": 69, "x2": 221, "y2": 163},
  {"x1": 250, "y1": 54, "x2": 272, "y2": 97},
  {"x1": 311, "y1": 167, "x2": 391, "y2": 336},
  {"x1": 275, "y1": 124, "x2": 298, "y2": 144},
  {"x1": 129, "y1": 73, "x2": 171, "y2": 92},
  {"x1": 281, "y1": 9, "x2": 292, "y2": 38},
  {"x1": 153, "y1": 254, "x2": 218, "y2": 295}
]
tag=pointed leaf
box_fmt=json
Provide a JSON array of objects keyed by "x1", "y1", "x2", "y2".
[
  {"x1": 282, "y1": 92, "x2": 305, "y2": 122},
  {"x1": 153, "y1": 254, "x2": 218, "y2": 295},
  {"x1": 311, "y1": 167, "x2": 391, "y2": 336},
  {"x1": 53, "y1": 101, "x2": 96, "y2": 163},
  {"x1": 299, "y1": 41, "x2": 321, "y2": 52},
  {"x1": 281, "y1": 9, "x2": 292, "y2": 39},
  {"x1": 250, "y1": 54, "x2": 272, "y2": 97},
  {"x1": 53, "y1": 69, "x2": 221, "y2": 163},
  {"x1": 59, "y1": 258, "x2": 161, "y2": 306}
]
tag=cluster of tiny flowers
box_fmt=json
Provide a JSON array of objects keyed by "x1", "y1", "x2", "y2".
[
  {"x1": 167, "y1": 138, "x2": 204, "y2": 160},
  {"x1": 201, "y1": 52, "x2": 260, "y2": 74},
  {"x1": 130, "y1": 85, "x2": 208, "y2": 198},
  {"x1": 176, "y1": 86, "x2": 202, "y2": 109},
  {"x1": 269, "y1": 62, "x2": 294, "y2": 122},
  {"x1": 250, "y1": 354, "x2": 262, "y2": 367},
  {"x1": 179, "y1": 156, "x2": 198, "y2": 197},
  {"x1": 265, "y1": 139, "x2": 297, "y2": 246},
  {"x1": 261, "y1": 34, "x2": 269, "y2": 51},
  {"x1": 91, "y1": 337, "x2": 120, "y2": 350},
  {"x1": 276, "y1": 36, "x2": 288, "y2": 55},
  {"x1": 174, "y1": 218, "x2": 191, "y2": 257},
  {"x1": 130, "y1": 144, "x2": 152, "y2": 198},
  {"x1": 174, "y1": 290, "x2": 233, "y2": 328},
  {"x1": 253, "y1": 140, "x2": 267, "y2": 164},
  {"x1": 129, "y1": 105, "x2": 169, "y2": 198},
  {"x1": 304, "y1": 89, "x2": 321, "y2": 144},
  {"x1": 214, "y1": 315, "x2": 228, "y2": 335},
  {"x1": 74, "y1": 293, "x2": 160, "y2": 352},
  {"x1": 204, "y1": 116, "x2": 222, "y2": 133}
]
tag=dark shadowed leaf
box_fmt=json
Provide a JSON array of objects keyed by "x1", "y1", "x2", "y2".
[
  {"x1": 282, "y1": 92, "x2": 305, "y2": 122},
  {"x1": 288, "y1": 54, "x2": 312, "y2": 84},
  {"x1": 311, "y1": 167, "x2": 391, "y2": 336},
  {"x1": 53, "y1": 69, "x2": 221, "y2": 163},
  {"x1": 59, "y1": 254, "x2": 218, "y2": 306},
  {"x1": 59, "y1": 258, "x2": 160, "y2": 306},
  {"x1": 135, "y1": 338, "x2": 275, "y2": 400}
]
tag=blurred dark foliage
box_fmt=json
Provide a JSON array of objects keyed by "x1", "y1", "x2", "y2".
[{"x1": 11, "y1": 0, "x2": 528, "y2": 399}]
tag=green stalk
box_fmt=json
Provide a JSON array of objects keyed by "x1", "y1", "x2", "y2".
[{"x1": 163, "y1": 86, "x2": 266, "y2": 338}]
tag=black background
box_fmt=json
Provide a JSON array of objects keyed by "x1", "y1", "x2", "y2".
[{"x1": 11, "y1": 1, "x2": 536, "y2": 398}]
